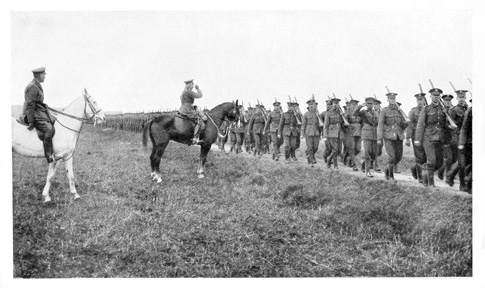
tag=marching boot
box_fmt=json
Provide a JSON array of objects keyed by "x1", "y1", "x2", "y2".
[
  {"x1": 333, "y1": 154, "x2": 339, "y2": 170},
  {"x1": 422, "y1": 165, "x2": 428, "y2": 187},
  {"x1": 437, "y1": 165, "x2": 445, "y2": 180},
  {"x1": 458, "y1": 167, "x2": 467, "y2": 192},
  {"x1": 427, "y1": 168, "x2": 436, "y2": 187},
  {"x1": 352, "y1": 157, "x2": 359, "y2": 171},
  {"x1": 446, "y1": 162, "x2": 459, "y2": 186},
  {"x1": 374, "y1": 160, "x2": 381, "y2": 172},
  {"x1": 394, "y1": 164, "x2": 400, "y2": 174},
  {"x1": 411, "y1": 164, "x2": 417, "y2": 179},
  {"x1": 291, "y1": 149, "x2": 297, "y2": 161},
  {"x1": 389, "y1": 165, "x2": 395, "y2": 180},
  {"x1": 365, "y1": 160, "x2": 373, "y2": 177},
  {"x1": 417, "y1": 165, "x2": 423, "y2": 183},
  {"x1": 285, "y1": 148, "x2": 291, "y2": 163}
]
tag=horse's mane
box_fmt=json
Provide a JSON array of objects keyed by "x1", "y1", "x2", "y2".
[{"x1": 208, "y1": 102, "x2": 234, "y2": 119}]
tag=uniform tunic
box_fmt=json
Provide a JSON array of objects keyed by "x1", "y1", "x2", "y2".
[
  {"x1": 278, "y1": 110, "x2": 299, "y2": 159},
  {"x1": 179, "y1": 89, "x2": 202, "y2": 118},
  {"x1": 377, "y1": 104, "x2": 408, "y2": 167},
  {"x1": 265, "y1": 110, "x2": 283, "y2": 157},
  {"x1": 248, "y1": 111, "x2": 266, "y2": 154},
  {"x1": 323, "y1": 109, "x2": 345, "y2": 157},
  {"x1": 406, "y1": 106, "x2": 427, "y2": 166},
  {"x1": 301, "y1": 110, "x2": 321, "y2": 163},
  {"x1": 415, "y1": 103, "x2": 447, "y2": 170},
  {"x1": 353, "y1": 106, "x2": 378, "y2": 163},
  {"x1": 346, "y1": 107, "x2": 362, "y2": 159}
]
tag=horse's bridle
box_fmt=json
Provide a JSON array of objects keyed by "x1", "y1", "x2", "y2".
[
  {"x1": 206, "y1": 104, "x2": 240, "y2": 138},
  {"x1": 48, "y1": 94, "x2": 102, "y2": 133}
]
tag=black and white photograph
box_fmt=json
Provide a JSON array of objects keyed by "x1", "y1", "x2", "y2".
[{"x1": 1, "y1": 0, "x2": 484, "y2": 286}]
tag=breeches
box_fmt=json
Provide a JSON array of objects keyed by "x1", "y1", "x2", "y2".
[
  {"x1": 35, "y1": 120, "x2": 55, "y2": 139},
  {"x1": 305, "y1": 136, "x2": 320, "y2": 157},
  {"x1": 443, "y1": 144, "x2": 458, "y2": 167},
  {"x1": 384, "y1": 139, "x2": 403, "y2": 166},
  {"x1": 348, "y1": 136, "x2": 362, "y2": 157},
  {"x1": 283, "y1": 135, "x2": 297, "y2": 151},
  {"x1": 363, "y1": 139, "x2": 377, "y2": 162},
  {"x1": 423, "y1": 139, "x2": 444, "y2": 170},
  {"x1": 254, "y1": 133, "x2": 263, "y2": 151},
  {"x1": 328, "y1": 138, "x2": 341, "y2": 156},
  {"x1": 271, "y1": 132, "x2": 283, "y2": 151}
]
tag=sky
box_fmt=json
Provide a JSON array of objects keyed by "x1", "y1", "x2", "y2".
[{"x1": 10, "y1": 9, "x2": 473, "y2": 114}]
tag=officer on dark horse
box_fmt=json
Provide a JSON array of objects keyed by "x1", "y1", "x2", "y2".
[{"x1": 143, "y1": 80, "x2": 239, "y2": 182}]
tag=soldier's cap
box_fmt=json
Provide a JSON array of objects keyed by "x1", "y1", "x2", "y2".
[
  {"x1": 429, "y1": 88, "x2": 443, "y2": 95},
  {"x1": 373, "y1": 99, "x2": 381, "y2": 104},
  {"x1": 293, "y1": 102, "x2": 300, "y2": 106},
  {"x1": 365, "y1": 97, "x2": 375, "y2": 104},
  {"x1": 184, "y1": 79, "x2": 194, "y2": 84},
  {"x1": 32, "y1": 67, "x2": 46, "y2": 74},
  {"x1": 350, "y1": 99, "x2": 359, "y2": 103},
  {"x1": 331, "y1": 98, "x2": 341, "y2": 103},
  {"x1": 455, "y1": 90, "x2": 468, "y2": 97},
  {"x1": 442, "y1": 94, "x2": 454, "y2": 100},
  {"x1": 385, "y1": 92, "x2": 398, "y2": 98},
  {"x1": 306, "y1": 99, "x2": 316, "y2": 105},
  {"x1": 414, "y1": 93, "x2": 426, "y2": 98},
  {"x1": 287, "y1": 102, "x2": 294, "y2": 106},
  {"x1": 273, "y1": 101, "x2": 281, "y2": 106}
]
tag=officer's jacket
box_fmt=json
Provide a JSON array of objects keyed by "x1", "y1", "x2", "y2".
[
  {"x1": 264, "y1": 110, "x2": 282, "y2": 133},
  {"x1": 301, "y1": 111, "x2": 321, "y2": 137},
  {"x1": 248, "y1": 111, "x2": 266, "y2": 134},
  {"x1": 459, "y1": 107, "x2": 472, "y2": 146},
  {"x1": 353, "y1": 106, "x2": 378, "y2": 140},
  {"x1": 377, "y1": 104, "x2": 408, "y2": 141},
  {"x1": 405, "y1": 106, "x2": 423, "y2": 140},
  {"x1": 346, "y1": 107, "x2": 362, "y2": 137},
  {"x1": 278, "y1": 111, "x2": 299, "y2": 136},
  {"x1": 323, "y1": 109, "x2": 345, "y2": 139},
  {"x1": 415, "y1": 103, "x2": 448, "y2": 143},
  {"x1": 22, "y1": 79, "x2": 51, "y2": 124},
  {"x1": 449, "y1": 103, "x2": 468, "y2": 142}
]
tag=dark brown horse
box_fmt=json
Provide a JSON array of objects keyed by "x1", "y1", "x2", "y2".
[{"x1": 142, "y1": 101, "x2": 239, "y2": 181}]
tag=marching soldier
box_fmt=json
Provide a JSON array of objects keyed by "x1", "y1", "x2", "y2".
[
  {"x1": 321, "y1": 100, "x2": 333, "y2": 165},
  {"x1": 354, "y1": 97, "x2": 379, "y2": 177},
  {"x1": 446, "y1": 90, "x2": 469, "y2": 190},
  {"x1": 245, "y1": 107, "x2": 255, "y2": 153},
  {"x1": 22, "y1": 67, "x2": 58, "y2": 163},
  {"x1": 405, "y1": 93, "x2": 427, "y2": 183},
  {"x1": 458, "y1": 103, "x2": 472, "y2": 193},
  {"x1": 373, "y1": 97, "x2": 383, "y2": 172},
  {"x1": 248, "y1": 104, "x2": 266, "y2": 157},
  {"x1": 341, "y1": 101, "x2": 351, "y2": 165},
  {"x1": 415, "y1": 88, "x2": 449, "y2": 187},
  {"x1": 346, "y1": 98, "x2": 362, "y2": 171},
  {"x1": 436, "y1": 94, "x2": 455, "y2": 180},
  {"x1": 301, "y1": 99, "x2": 322, "y2": 167},
  {"x1": 377, "y1": 92, "x2": 408, "y2": 180},
  {"x1": 278, "y1": 102, "x2": 299, "y2": 163},
  {"x1": 263, "y1": 100, "x2": 283, "y2": 161},
  {"x1": 323, "y1": 97, "x2": 347, "y2": 169},
  {"x1": 233, "y1": 104, "x2": 246, "y2": 154},
  {"x1": 293, "y1": 102, "x2": 302, "y2": 154}
]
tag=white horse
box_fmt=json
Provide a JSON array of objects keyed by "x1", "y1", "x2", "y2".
[{"x1": 12, "y1": 88, "x2": 105, "y2": 203}]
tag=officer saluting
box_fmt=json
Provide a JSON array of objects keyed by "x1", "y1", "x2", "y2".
[
  {"x1": 22, "y1": 67, "x2": 57, "y2": 163},
  {"x1": 353, "y1": 97, "x2": 379, "y2": 177},
  {"x1": 415, "y1": 88, "x2": 449, "y2": 187}
]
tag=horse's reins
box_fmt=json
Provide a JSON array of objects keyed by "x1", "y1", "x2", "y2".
[{"x1": 205, "y1": 107, "x2": 239, "y2": 138}]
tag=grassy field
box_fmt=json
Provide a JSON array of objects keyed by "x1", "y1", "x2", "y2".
[{"x1": 12, "y1": 126, "x2": 472, "y2": 277}]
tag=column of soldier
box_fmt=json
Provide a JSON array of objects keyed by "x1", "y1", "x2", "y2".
[{"x1": 216, "y1": 83, "x2": 472, "y2": 193}]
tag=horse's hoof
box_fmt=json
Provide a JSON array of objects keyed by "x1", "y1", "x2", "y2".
[
  {"x1": 44, "y1": 197, "x2": 51, "y2": 203},
  {"x1": 156, "y1": 178, "x2": 162, "y2": 183},
  {"x1": 198, "y1": 174, "x2": 205, "y2": 179},
  {"x1": 73, "y1": 194, "x2": 81, "y2": 200}
]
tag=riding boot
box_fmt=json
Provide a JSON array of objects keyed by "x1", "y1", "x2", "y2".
[
  {"x1": 43, "y1": 137, "x2": 55, "y2": 163},
  {"x1": 192, "y1": 123, "x2": 202, "y2": 145},
  {"x1": 428, "y1": 168, "x2": 436, "y2": 187}
]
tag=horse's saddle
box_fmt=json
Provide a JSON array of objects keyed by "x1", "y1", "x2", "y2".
[
  {"x1": 175, "y1": 111, "x2": 208, "y2": 123},
  {"x1": 16, "y1": 114, "x2": 56, "y2": 141}
]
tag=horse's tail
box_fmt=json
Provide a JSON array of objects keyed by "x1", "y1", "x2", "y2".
[{"x1": 142, "y1": 119, "x2": 152, "y2": 147}]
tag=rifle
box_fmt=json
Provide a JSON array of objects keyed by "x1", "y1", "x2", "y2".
[
  {"x1": 428, "y1": 79, "x2": 458, "y2": 130},
  {"x1": 385, "y1": 86, "x2": 410, "y2": 122},
  {"x1": 312, "y1": 93, "x2": 324, "y2": 127},
  {"x1": 332, "y1": 92, "x2": 350, "y2": 126},
  {"x1": 418, "y1": 83, "x2": 428, "y2": 106},
  {"x1": 292, "y1": 97, "x2": 303, "y2": 125}
]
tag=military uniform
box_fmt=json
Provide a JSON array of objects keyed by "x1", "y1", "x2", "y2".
[
  {"x1": 377, "y1": 93, "x2": 408, "y2": 180},
  {"x1": 179, "y1": 79, "x2": 204, "y2": 144},
  {"x1": 248, "y1": 106, "x2": 266, "y2": 157},
  {"x1": 245, "y1": 108, "x2": 255, "y2": 153},
  {"x1": 218, "y1": 120, "x2": 230, "y2": 151},
  {"x1": 22, "y1": 67, "x2": 57, "y2": 163},
  {"x1": 353, "y1": 98, "x2": 378, "y2": 177},
  {"x1": 232, "y1": 105, "x2": 247, "y2": 153},
  {"x1": 278, "y1": 103, "x2": 299, "y2": 162},
  {"x1": 301, "y1": 100, "x2": 321, "y2": 166},
  {"x1": 264, "y1": 102, "x2": 283, "y2": 160},
  {"x1": 446, "y1": 91, "x2": 469, "y2": 190},
  {"x1": 406, "y1": 93, "x2": 427, "y2": 183},
  {"x1": 458, "y1": 106, "x2": 472, "y2": 192},
  {"x1": 320, "y1": 100, "x2": 333, "y2": 164},
  {"x1": 373, "y1": 98, "x2": 383, "y2": 171},
  {"x1": 346, "y1": 100, "x2": 362, "y2": 170},
  {"x1": 435, "y1": 94, "x2": 455, "y2": 180},
  {"x1": 323, "y1": 99, "x2": 346, "y2": 169},
  {"x1": 415, "y1": 88, "x2": 449, "y2": 187}
]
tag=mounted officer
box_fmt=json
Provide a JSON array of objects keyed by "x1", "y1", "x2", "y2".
[
  {"x1": 22, "y1": 67, "x2": 57, "y2": 163},
  {"x1": 179, "y1": 79, "x2": 205, "y2": 145}
]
